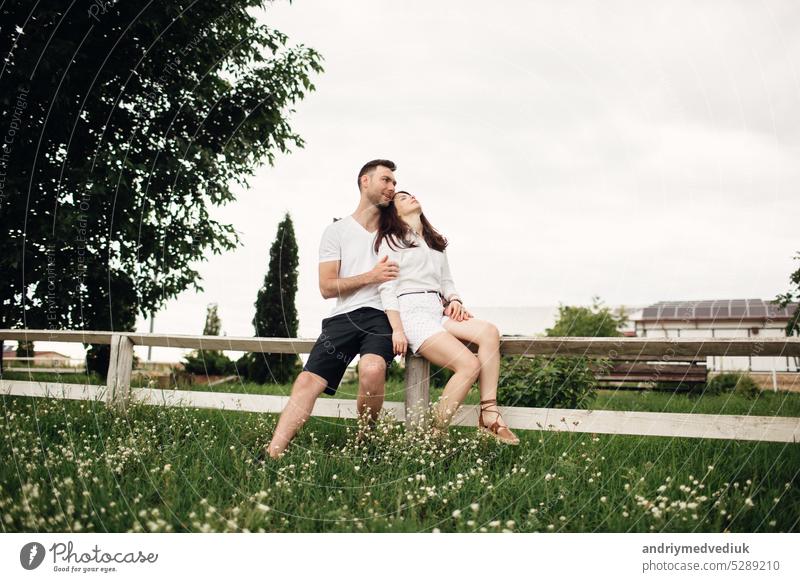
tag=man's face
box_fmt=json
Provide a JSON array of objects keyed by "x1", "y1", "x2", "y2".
[{"x1": 363, "y1": 165, "x2": 396, "y2": 207}]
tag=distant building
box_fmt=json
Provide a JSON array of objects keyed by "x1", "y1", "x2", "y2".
[
  {"x1": 634, "y1": 299, "x2": 799, "y2": 373},
  {"x1": 2, "y1": 347, "x2": 72, "y2": 366}
]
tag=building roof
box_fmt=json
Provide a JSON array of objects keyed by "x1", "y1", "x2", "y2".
[
  {"x1": 635, "y1": 299, "x2": 799, "y2": 323},
  {"x1": 2, "y1": 350, "x2": 71, "y2": 359}
]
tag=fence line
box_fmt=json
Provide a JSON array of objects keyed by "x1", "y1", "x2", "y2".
[{"x1": 1, "y1": 329, "x2": 799, "y2": 443}]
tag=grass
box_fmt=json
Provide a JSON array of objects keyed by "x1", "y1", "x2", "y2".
[{"x1": 1, "y1": 387, "x2": 798, "y2": 533}]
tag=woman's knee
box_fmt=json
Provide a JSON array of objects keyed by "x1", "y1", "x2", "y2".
[
  {"x1": 480, "y1": 322, "x2": 501, "y2": 347},
  {"x1": 457, "y1": 356, "x2": 481, "y2": 382}
]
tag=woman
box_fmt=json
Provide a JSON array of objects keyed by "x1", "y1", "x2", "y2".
[{"x1": 374, "y1": 191, "x2": 519, "y2": 445}]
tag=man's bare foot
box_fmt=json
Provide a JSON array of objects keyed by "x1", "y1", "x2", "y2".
[{"x1": 254, "y1": 444, "x2": 283, "y2": 464}]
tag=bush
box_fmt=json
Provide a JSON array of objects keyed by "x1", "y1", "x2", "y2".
[
  {"x1": 497, "y1": 356, "x2": 607, "y2": 409},
  {"x1": 182, "y1": 350, "x2": 235, "y2": 376},
  {"x1": 652, "y1": 380, "x2": 705, "y2": 393},
  {"x1": 386, "y1": 359, "x2": 405, "y2": 383},
  {"x1": 704, "y1": 372, "x2": 761, "y2": 399},
  {"x1": 430, "y1": 363, "x2": 454, "y2": 389}
]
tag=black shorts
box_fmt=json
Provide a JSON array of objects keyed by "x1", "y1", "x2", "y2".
[{"x1": 303, "y1": 307, "x2": 394, "y2": 395}]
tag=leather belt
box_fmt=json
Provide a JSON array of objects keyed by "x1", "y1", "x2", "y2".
[{"x1": 397, "y1": 290, "x2": 443, "y2": 300}]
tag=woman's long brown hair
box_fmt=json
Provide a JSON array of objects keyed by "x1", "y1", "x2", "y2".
[{"x1": 373, "y1": 191, "x2": 448, "y2": 254}]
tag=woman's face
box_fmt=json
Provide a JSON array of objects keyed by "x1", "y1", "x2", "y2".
[{"x1": 394, "y1": 191, "x2": 421, "y2": 219}]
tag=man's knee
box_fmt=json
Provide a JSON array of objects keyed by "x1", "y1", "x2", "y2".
[
  {"x1": 293, "y1": 371, "x2": 328, "y2": 398},
  {"x1": 358, "y1": 356, "x2": 387, "y2": 387}
]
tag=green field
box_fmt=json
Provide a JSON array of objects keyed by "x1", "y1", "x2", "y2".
[{"x1": 1, "y1": 383, "x2": 798, "y2": 532}]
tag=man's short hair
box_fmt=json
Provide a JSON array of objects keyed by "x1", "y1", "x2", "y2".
[{"x1": 357, "y1": 159, "x2": 396, "y2": 189}]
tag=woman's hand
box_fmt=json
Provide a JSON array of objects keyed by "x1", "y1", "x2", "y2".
[
  {"x1": 445, "y1": 299, "x2": 471, "y2": 322},
  {"x1": 392, "y1": 329, "x2": 408, "y2": 356}
]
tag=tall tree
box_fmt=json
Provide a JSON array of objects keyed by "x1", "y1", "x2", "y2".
[
  {"x1": 183, "y1": 303, "x2": 233, "y2": 376},
  {"x1": 203, "y1": 303, "x2": 222, "y2": 337},
  {"x1": 0, "y1": 1, "x2": 322, "y2": 377},
  {"x1": 245, "y1": 212, "x2": 299, "y2": 384},
  {"x1": 775, "y1": 251, "x2": 800, "y2": 337}
]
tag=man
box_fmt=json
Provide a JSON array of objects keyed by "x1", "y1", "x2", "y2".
[{"x1": 264, "y1": 159, "x2": 399, "y2": 459}]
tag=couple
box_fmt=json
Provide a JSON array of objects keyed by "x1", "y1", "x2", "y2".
[{"x1": 264, "y1": 159, "x2": 518, "y2": 459}]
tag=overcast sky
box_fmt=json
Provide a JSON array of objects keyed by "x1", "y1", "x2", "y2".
[{"x1": 48, "y1": 0, "x2": 800, "y2": 360}]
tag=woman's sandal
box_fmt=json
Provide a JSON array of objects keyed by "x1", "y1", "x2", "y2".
[{"x1": 478, "y1": 399, "x2": 520, "y2": 445}]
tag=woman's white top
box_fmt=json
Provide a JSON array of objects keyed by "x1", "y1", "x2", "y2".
[{"x1": 376, "y1": 232, "x2": 461, "y2": 312}]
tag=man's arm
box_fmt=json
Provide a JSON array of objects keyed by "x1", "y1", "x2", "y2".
[{"x1": 319, "y1": 256, "x2": 398, "y2": 300}]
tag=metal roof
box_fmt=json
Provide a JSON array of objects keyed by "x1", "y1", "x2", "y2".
[{"x1": 635, "y1": 299, "x2": 799, "y2": 322}]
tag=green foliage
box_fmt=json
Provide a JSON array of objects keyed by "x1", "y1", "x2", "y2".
[
  {"x1": 203, "y1": 303, "x2": 222, "y2": 336},
  {"x1": 498, "y1": 356, "x2": 607, "y2": 409},
  {"x1": 183, "y1": 303, "x2": 234, "y2": 376},
  {"x1": 430, "y1": 363, "x2": 454, "y2": 389},
  {"x1": 775, "y1": 251, "x2": 800, "y2": 336},
  {"x1": 183, "y1": 350, "x2": 236, "y2": 376},
  {"x1": 15, "y1": 340, "x2": 34, "y2": 358},
  {"x1": 545, "y1": 296, "x2": 628, "y2": 337},
  {"x1": 0, "y1": 2, "x2": 322, "y2": 377},
  {"x1": 704, "y1": 372, "x2": 761, "y2": 399},
  {"x1": 386, "y1": 359, "x2": 405, "y2": 383},
  {"x1": 651, "y1": 380, "x2": 705, "y2": 393},
  {"x1": 244, "y1": 213, "x2": 301, "y2": 384}
]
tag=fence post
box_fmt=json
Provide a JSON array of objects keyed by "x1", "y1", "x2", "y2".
[
  {"x1": 404, "y1": 353, "x2": 430, "y2": 430},
  {"x1": 107, "y1": 334, "x2": 134, "y2": 411}
]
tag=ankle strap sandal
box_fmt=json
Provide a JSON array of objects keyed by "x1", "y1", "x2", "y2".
[{"x1": 478, "y1": 399, "x2": 520, "y2": 445}]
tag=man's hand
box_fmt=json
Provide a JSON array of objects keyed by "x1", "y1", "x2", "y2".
[
  {"x1": 370, "y1": 255, "x2": 399, "y2": 284},
  {"x1": 392, "y1": 330, "x2": 408, "y2": 356}
]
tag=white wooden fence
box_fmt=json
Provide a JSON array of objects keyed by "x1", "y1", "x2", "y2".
[{"x1": 2, "y1": 329, "x2": 799, "y2": 443}]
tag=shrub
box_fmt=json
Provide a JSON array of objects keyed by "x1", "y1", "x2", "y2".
[
  {"x1": 386, "y1": 359, "x2": 405, "y2": 383},
  {"x1": 545, "y1": 296, "x2": 628, "y2": 337},
  {"x1": 497, "y1": 356, "x2": 607, "y2": 409},
  {"x1": 705, "y1": 372, "x2": 761, "y2": 399},
  {"x1": 183, "y1": 350, "x2": 235, "y2": 376},
  {"x1": 652, "y1": 380, "x2": 704, "y2": 393}
]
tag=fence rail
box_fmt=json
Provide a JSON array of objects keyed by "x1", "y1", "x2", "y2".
[{"x1": 1, "y1": 329, "x2": 799, "y2": 443}]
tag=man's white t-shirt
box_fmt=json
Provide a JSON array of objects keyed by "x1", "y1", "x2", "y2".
[{"x1": 319, "y1": 215, "x2": 384, "y2": 318}]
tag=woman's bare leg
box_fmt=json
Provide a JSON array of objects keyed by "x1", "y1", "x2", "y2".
[
  {"x1": 442, "y1": 318, "x2": 509, "y2": 429},
  {"x1": 415, "y1": 331, "x2": 480, "y2": 426}
]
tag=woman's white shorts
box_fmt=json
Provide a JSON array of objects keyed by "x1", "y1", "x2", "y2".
[{"x1": 398, "y1": 293, "x2": 450, "y2": 354}]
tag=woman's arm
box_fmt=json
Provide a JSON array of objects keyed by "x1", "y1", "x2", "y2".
[
  {"x1": 441, "y1": 248, "x2": 472, "y2": 321},
  {"x1": 440, "y1": 248, "x2": 461, "y2": 303}
]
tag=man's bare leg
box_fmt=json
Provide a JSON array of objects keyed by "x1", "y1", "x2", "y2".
[
  {"x1": 356, "y1": 354, "x2": 387, "y2": 423},
  {"x1": 267, "y1": 371, "x2": 328, "y2": 459}
]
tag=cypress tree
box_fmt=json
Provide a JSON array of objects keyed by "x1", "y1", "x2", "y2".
[
  {"x1": 246, "y1": 213, "x2": 300, "y2": 384},
  {"x1": 203, "y1": 303, "x2": 222, "y2": 336},
  {"x1": 183, "y1": 303, "x2": 233, "y2": 376}
]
